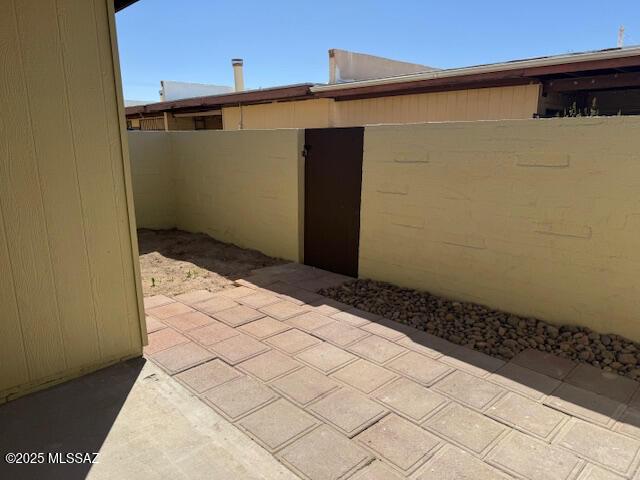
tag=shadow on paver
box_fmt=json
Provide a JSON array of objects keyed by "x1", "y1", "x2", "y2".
[{"x1": 247, "y1": 263, "x2": 640, "y2": 435}]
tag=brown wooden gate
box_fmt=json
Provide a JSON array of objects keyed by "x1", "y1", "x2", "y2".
[{"x1": 303, "y1": 127, "x2": 364, "y2": 277}]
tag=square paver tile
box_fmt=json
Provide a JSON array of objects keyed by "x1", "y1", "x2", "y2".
[
  {"x1": 187, "y1": 321, "x2": 239, "y2": 346},
  {"x1": 331, "y1": 359, "x2": 397, "y2": 394},
  {"x1": 270, "y1": 366, "x2": 341, "y2": 406},
  {"x1": 489, "y1": 363, "x2": 560, "y2": 401},
  {"x1": 145, "y1": 315, "x2": 166, "y2": 333},
  {"x1": 554, "y1": 419, "x2": 640, "y2": 476},
  {"x1": 577, "y1": 464, "x2": 627, "y2": 480},
  {"x1": 396, "y1": 332, "x2": 456, "y2": 359},
  {"x1": 162, "y1": 311, "x2": 215, "y2": 332},
  {"x1": 308, "y1": 388, "x2": 388, "y2": 437},
  {"x1": 212, "y1": 304, "x2": 265, "y2": 327},
  {"x1": 214, "y1": 286, "x2": 255, "y2": 299},
  {"x1": 279, "y1": 290, "x2": 325, "y2": 307},
  {"x1": 308, "y1": 298, "x2": 351, "y2": 316},
  {"x1": 239, "y1": 317, "x2": 292, "y2": 339},
  {"x1": 194, "y1": 296, "x2": 239, "y2": 315},
  {"x1": 414, "y1": 444, "x2": 511, "y2": 480},
  {"x1": 264, "y1": 329, "x2": 322, "y2": 355},
  {"x1": 565, "y1": 363, "x2": 639, "y2": 404},
  {"x1": 173, "y1": 289, "x2": 215, "y2": 305},
  {"x1": 349, "y1": 460, "x2": 403, "y2": 480},
  {"x1": 347, "y1": 335, "x2": 407, "y2": 365},
  {"x1": 433, "y1": 370, "x2": 506, "y2": 411},
  {"x1": 237, "y1": 399, "x2": 320, "y2": 452},
  {"x1": 313, "y1": 321, "x2": 370, "y2": 347},
  {"x1": 356, "y1": 414, "x2": 440, "y2": 474},
  {"x1": 487, "y1": 391, "x2": 568, "y2": 440},
  {"x1": 209, "y1": 333, "x2": 270, "y2": 365},
  {"x1": 238, "y1": 350, "x2": 302, "y2": 382},
  {"x1": 201, "y1": 376, "x2": 279, "y2": 421},
  {"x1": 511, "y1": 349, "x2": 577, "y2": 380},
  {"x1": 424, "y1": 403, "x2": 507, "y2": 455},
  {"x1": 286, "y1": 311, "x2": 335, "y2": 332},
  {"x1": 175, "y1": 359, "x2": 242, "y2": 393},
  {"x1": 544, "y1": 382, "x2": 625, "y2": 427},
  {"x1": 331, "y1": 308, "x2": 379, "y2": 327},
  {"x1": 487, "y1": 430, "x2": 583, "y2": 480},
  {"x1": 298, "y1": 274, "x2": 350, "y2": 292},
  {"x1": 614, "y1": 407, "x2": 640, "y2": 440},
  {"x1": 240, "y1": 292, "x2": 282, "y2": 309},
  {"x1": 361, "y1": 319, "x2": 407, "y2": 341},
  {"x1": 295, "y1": 343, "x2": 358, "y2": 374},
  {"x1": 144, "y1": 294, "x2": 174, "y2": 310},
  {"x1": 144, "y1": 328, "x2": 190, "y2": 355},
  {"x1": 150, "y1": 341, "x2": 215, "y2": 374},
  {"x1": 629, "y1": 389, "x2": 640, "y2": 410},
  {"x1": 279, "y1": 426, "x2": 373, "y2": 480},
  {"x1": 386, "y1": 352, "x2": 453, "y2": 386},
  {"x1": 440, "y1": 345, "x2": 505, "y2": 377},
  {"x1": 146, "y1": 302, "x2": 194, "y2": 320},
  {"x1": 375, "y1": 378, "x2": 448, "y2": 423},
  {"x1": 259, "y1": 300, "x2": 309, "y2": 320}
]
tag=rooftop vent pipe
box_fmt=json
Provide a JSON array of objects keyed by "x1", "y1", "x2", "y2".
[{"x1": 232, "y1": 58, "x2": 244, "y2": 92}]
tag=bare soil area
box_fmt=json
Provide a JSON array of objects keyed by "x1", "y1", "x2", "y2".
[{"x1": 137, "y1": 229, "x2": 285, "y2": 296}]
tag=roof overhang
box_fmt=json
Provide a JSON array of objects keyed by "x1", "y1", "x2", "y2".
[
  {"x1": 312, "y1": 47, "x2": 640, "y2": 100},
  {"x1": 125, "y1": 84, "x2": 315, "y2": 117},
  {"x1": 115, "y1": 0, "x2": 139, "y2": 12}
]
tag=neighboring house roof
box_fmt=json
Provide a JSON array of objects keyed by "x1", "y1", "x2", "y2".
[
  {"x1": 125, "y1": 84, "x2": 315, "y2": 116},
  {"x1": 313, "y1": 46, "x2": 640, "y2": 100},
  {"x1": 160, "y1": 81, "x2": 233, "y2": 101},
  {"x1": 330, "y1": 49, "x2": 438, "y2": 83},
  {"x1": 125, "y1": 46, "x2": 640, "y2": 117}
]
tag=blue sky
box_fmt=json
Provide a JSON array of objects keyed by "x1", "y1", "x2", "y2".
[{"x1": 116, "y1": 0, "x2": 640, "y2": 101}]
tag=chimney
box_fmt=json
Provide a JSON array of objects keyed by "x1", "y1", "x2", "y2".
[{"x1": 232, "y1": 58, "x2": 244, "y2": 92}]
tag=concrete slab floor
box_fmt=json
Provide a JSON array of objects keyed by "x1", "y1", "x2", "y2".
[{"x1": 0, "y1": 359, "x2": 298, "y2": 480}]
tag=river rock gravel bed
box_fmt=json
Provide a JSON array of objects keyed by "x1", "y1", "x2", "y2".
[{"x1": 319, "y1": 279, "x2": 640, "y2": 380}]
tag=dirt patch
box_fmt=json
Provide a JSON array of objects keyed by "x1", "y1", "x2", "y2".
[{"x1": 138, "y1": 229, "x2": 285, "y2": 296}]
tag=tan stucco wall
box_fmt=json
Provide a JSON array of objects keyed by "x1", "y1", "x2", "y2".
[
  {"x1": 0, "y1": 0, "x2": 144, "y2": 402},
  {"x1": 222, "y1": 99, "x2": 332, "y2": 130},
  {"x1": 360, "y1": 117, "x2": 640, "y2": 340},
  {"x1": 220, "y1": 85, "x2": 540, "y2": 130},
  {"x1": 128, "y1": 132, "x2": 176, "y2": 228},
  {"x1": 129, "y1": 130, "x2": 304, "y2": 261}
]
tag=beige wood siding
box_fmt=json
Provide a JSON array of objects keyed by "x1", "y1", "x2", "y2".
[
  {"x1": 0, "y1": 0, "x2": 143, "y2": 402},
  {"x1": 222, "y1": 99, "x2": 332, "y2": 130},
  {"x1": 220, "y1": 85, "x2": 540, "y2": 130},
  {"x1": 332, "y1": 84, "x2": 541, "y2": 126}
]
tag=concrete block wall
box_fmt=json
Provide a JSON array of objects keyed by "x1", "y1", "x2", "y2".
[
  {"x1": 128, "y1": 130, "x2": 304, "y2": 262},
  {"x1": 359, "y1": 116, "x2": 640, "y2": 340},
  {"x1": 128, "y1": 132, "x2": 176, "y2": 229}
]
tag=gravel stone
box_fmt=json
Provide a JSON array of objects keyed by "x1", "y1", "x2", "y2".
[{"x1": 319, "y1": 279, "x2": 640, "y2": 381}]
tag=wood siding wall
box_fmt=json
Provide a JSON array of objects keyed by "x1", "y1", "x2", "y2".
[
  {"x1": 222, "y1": 99, "x2": 332, "y2": 130},
  {"x1": 219, "y1": 85, "x2": 540, "y2": 130},
  {"x1": 332, "y1": 84, "x2": 541, "y2": 126},
  {"x1": 0, "y1": 0, "x2": 144, "y2": 401}
]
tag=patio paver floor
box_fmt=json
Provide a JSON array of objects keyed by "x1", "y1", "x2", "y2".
[{"x1": 142, "y1": 262, "x2": 640, "y2": 480}]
